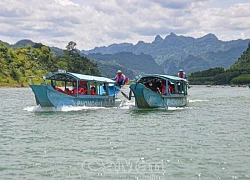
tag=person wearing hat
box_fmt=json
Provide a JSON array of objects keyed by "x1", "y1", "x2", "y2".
[
  {"x1": 114, "y1": 70, "x2": 126, "y2": 86},
  {"x1": 178, "y1": 69, "x2": 187, "y2": 80}
]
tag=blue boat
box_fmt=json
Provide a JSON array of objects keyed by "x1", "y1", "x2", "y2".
[
  {"x1": 129, "y1": 74, "x2": 189, "y2": 108},
  {"x1": 30, "y1": 70, "x2": 121, "y2": 108}
]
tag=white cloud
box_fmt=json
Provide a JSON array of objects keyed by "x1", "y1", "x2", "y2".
[
  {"x1": 0, "y1": 0, "x2": 249, "y2": 50},
  {"x1": 54, "y1": 0, "x2": 79, "y2": 6}
]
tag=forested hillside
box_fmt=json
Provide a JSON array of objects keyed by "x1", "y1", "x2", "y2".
[
  {"x1": 0, "y1": 42, "x2": 99, "y2": 87},
  {"x1": 188, "y1": 43, "x2": 250, "y2": 85}
]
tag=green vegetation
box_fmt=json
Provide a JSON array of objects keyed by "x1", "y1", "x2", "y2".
[
  {"x1": 0, "y1": 41, "x2": 100, "y2": 87},
  {"x1": 189, "y1": 43, "x2": 250, "y2": 85}
]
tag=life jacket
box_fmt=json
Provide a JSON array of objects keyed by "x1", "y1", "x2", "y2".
[
  {"x1": 161, "y1": 85, "x2": 166, "y2": 94},
  {"x1": 90, "y1": 89, "x2": 96, "y2": 95},
  {"x1": 73, "y1": 88, "x2": 77, "y2": 95},
  {"x1": 66, "y1": 90, "x2": 72, "y2": 95},
  {"x1": 168, "y1": 86, "x2": 174, "y2": 94},
  {"x1": 178, "y1": 72, "x2": 186, "y2": 79},
  {"x1": 115, "y1": 74, "x2": 126, "y2": 85},
  {"x1": 64, "y1": 89, "x2": 72, "y2": 95},
  {"x1": 79, "y1": 88, "x2": 87, "y2": 95}
]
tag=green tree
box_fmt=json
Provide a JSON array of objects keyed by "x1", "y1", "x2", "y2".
[{"x1": 0, "y1": 41, "x2": 100, "y2": 87}]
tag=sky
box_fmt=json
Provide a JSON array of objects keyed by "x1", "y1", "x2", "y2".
[{"x1": 0, "y1": 0, "x2": 250, "y2": 50}]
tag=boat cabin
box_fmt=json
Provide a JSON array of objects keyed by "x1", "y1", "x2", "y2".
[
  {"x1": 135, "y1": 74, "x2": 188, "y2": 96},
  {"x1": 43, "y1": 70, "x2": 117, "y2": 97}
]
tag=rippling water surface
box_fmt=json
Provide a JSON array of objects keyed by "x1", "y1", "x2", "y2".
[{"x1": 0, "y1": 85, "x2": 250, "y2": 179}]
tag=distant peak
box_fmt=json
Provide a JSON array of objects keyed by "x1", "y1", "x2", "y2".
[
  {"x1": 152, "y1": 35, "x2": 163, "y2": 44},
  {"x1": 200, "y1": 33, "x2": 218, "y2": 40},
  {"x1": 169, "y1": 32, "x2": 177, "y2": 37},
  {"x1": 16, "y1": 39, "x2": 34, "y2": 43},
  {"x1": 155, "y1": 35, "x2": 163, "y2": 40},
  {"x1": 136, "y1": 40, "x2": 145, "y2": 45},
  {"x1": 165, "y1": 32, "x2": 177, "y2": 39}
]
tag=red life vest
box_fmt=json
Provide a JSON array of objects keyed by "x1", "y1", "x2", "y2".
[
  {"x1": 161, "y1": 80, "x2": 166, "y2": 94},
  {"x1": 90, "y1": 89, "x2": 96, "y2": 95},
  {"x1": 115, "y1": 74, "x2": 126, "y2": 84},
  {"x1": 73, "y1": 88, "x2": 77, "y2": 95},
  {"x1": 168, "y1": 86, "x2": 174, "y2": 94},
  {"x1": 79, "y1": 88, "x2": 87, "y2": 95},
  {"x1": 66, "y1": 90, "x2": 72, "y2": 95},
  {"x1": 178, "y1": 72, "x2": 186, "y2": 79}
]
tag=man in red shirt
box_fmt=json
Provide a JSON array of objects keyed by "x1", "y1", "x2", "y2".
[{"x1": 114, "y1": 70, "x2": 126, "y2": 86}]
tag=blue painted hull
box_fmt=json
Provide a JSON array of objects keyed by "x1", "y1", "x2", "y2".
[
  {"x1": 30, "y1": 84, "x2": 118, "y2": 108},
  {"x1": 130, "y1": 83, "x2": 188, "y2": 108}
]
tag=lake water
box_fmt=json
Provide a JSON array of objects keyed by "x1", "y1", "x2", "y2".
[{"x1": 0, "y1": 85, "x2": 250, "y2": 180}]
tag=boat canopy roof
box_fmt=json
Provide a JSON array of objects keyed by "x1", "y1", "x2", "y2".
[
  {"x1": 137, "y1": 74, "x2": 188, "y2": 82},
  {"x1": 45, "y1": 72, "x2": 115, "y2": 83}
]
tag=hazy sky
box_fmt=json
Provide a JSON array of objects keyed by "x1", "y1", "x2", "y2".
[{"x1": 0, "y1": 0, "x2": 250, "y2": 50}]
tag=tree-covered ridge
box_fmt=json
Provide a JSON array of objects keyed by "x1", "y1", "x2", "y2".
[
  {"x1": 0, "y1": 42, "x2": 100, "y2": 87},
  {"x1": 230, "y1": 43, "x2": 250, "y2": 71},
  {"x1": 189, "y1": 44, "x2": 250, "y2": 85}
]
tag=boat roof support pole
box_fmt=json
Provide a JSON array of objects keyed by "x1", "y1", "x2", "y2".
[
  {"x1": 95, "y1": 83, "x2": 98, "y2": 95},
  {"x1": 166, "y1": 80, "x2": 169, "y2": 94},
  {"x1": 106, "y1": 83, "x2": 109, "y2": 95},
  {"x1": 76, "y1": 80, "x2": 78, "y2": 97},
  {"x1": 174, "y1": 82, "x2": 177, "y2": 94},
  {"x1": 87, "y1": 82, "x2": 90, "y2": 95}
]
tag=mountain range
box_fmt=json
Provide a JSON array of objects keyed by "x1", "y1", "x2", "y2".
[{"x1": 82, "y1": 33, "x2": 250, "y2": 76}]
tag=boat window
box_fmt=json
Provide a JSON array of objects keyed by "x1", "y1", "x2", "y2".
[
  {"x1": 177, "y1": 81, "x2": 187, "y2": 95},
  {"x1": 48, "y1": 78, "x2": 114, "y2": 96},
  {"x1": 168, "y1": 80, "x2": 175, "y2": 94},
  {"x1": 139, "y1": 77, "x2": 165, "y2": 94}
]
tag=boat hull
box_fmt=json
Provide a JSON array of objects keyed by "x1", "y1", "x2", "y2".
[
  {"x1": 30, "y1": 84, "x2": 117, "y2": 108},
  {"x1": 130, "y1": 83, "x2": 188, "y2": 108}
]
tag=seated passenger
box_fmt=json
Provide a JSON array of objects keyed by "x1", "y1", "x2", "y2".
[
  {"x1": 72, "y1": 88, "x2": 77, "y2": 95},
  {"x1": 79, "y1": 87, "x2": 87, "y2": 95},
  {"x1": 64, "y1": 88, "x2": 72, "y2": 95},
  {"x1": 161, "y1": 80, "x2": 166, "y2": 94},
  {"x1": 155, "y1": 79, "x2": 162, "y2": 93},
  {"x1": 90, "y1": 87, "x2": 96, "y2": 95},
  {"x1": 168, "y1": 82, "x2": 174, "y2": 94}
]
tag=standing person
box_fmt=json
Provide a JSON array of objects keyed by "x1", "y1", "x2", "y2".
[
  {"x1": 178, "y1": 69, "x2": 188, "y2": 80},
  {"x1": 177, "y1": 69, "x2": 189, "y2": 93},
  {"x1": 114, "y1": 70, "x2": 126, "y2": 86}
]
